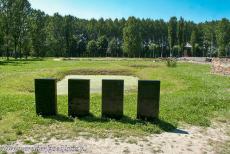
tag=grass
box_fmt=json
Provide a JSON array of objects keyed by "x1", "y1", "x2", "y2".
[{"x1": 0, "y1": 58, "x2": 229, "y2": 144}]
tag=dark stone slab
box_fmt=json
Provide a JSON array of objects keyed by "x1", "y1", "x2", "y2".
[
  {"x1": 102, "y1": 80, "x2": 124, "y2": 119},
  {"x1": 35, "y1": 79, "x2": 57, "y2": 116},
  {"x1": 68, "y1": 79, "x2": 90, "y2": 117},
  {"x1": 137, "y1": 80, "x2": 160, "y2": 120}
]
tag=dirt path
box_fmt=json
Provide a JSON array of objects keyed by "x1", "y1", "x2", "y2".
[{"x1": 1, "y1": 121, "x2": 229, "y2": 154}]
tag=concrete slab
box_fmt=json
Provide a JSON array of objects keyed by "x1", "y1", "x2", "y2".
[{"x1": 57, "y1": 75, "x2": 139, "y2": 95}]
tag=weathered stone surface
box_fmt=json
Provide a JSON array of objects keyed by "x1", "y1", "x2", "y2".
[
  {"x1": 102, "y1": 80, "x2": 124, "y2": 119},
  {"x1": 212, "y1": 58, "x2": 230, "y2": 75},
  {"x1": 68, "y1": 79, "x2": 90, "y2": 117},
  {"x1": 35, "y1": 79, "x2": 57, "y2": 116},
  {"x1": 137, "y1": 80, "x2": 160, "y2": 120}
]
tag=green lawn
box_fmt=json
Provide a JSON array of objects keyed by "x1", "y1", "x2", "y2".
[{"x1": 0, "y1": 58, "x2": 229, "y2": 144}]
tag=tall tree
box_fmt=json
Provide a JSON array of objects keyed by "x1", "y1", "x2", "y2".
[
  {"x1": 97, "y1": 35, "x2": 108, "y2": 57},
  {"x1": 1, "y1": 0, "x2": 229, "y2": 58},
  {"x1": 108, "y1": 37, "x2": 121, "y2": 57},
  {"x1": 64, "y1": 15, "x2": 76, "y2": 57},
  {"x1": 74, "y1": 33, "x2": 87, "y2": 57},
  {"x1": 123, "y1": 17, "x2": 142, "y2": 57},
  {"x1": 30, "y1": 9, "x2": 47, "y2": 57},
  {"x1": 87, "y1": 40, "x2": 97, "y2": 56},
  {"x1": 168, "y1": 17, "x2": 178, "y2": 57},
  {"x1": 191, "y1": 28, "x2": 198, "y2": 56},
  {"x1": 0, "y1": 0, "x2": 13, "y2": 60},
  {"x1": 0, "y1": 12, "x2": 4, "y2": 56},
  {"x1": 149, "y1": 42, "x2": 159, "y2": 58},
  {"x1": 216, "y1": 18, "x2": 230, "y2": 57},
  {"x1": 11, "y1": 0, "x2": 31, "y2": 58},
  {"x1": 202, "y1": 22, "x2": 217, "y2": 57},
  {"x1": 46, "y1": 13, "x2": 65, "y2": 57},
  {"x1": 177, "y1": 17, "x2": 185, "y2": 56}
]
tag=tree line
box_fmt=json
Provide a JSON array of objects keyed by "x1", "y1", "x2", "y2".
[{"x1": 0, "y1": 0, "x2": 230, "y2": 59}]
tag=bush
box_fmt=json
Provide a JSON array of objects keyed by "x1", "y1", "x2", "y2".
[{"x1": 166, "y1": 58, "x2": 177, "y2": 67}]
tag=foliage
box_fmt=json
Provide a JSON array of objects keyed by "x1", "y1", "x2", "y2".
[
  {"x1": 166, "y1": 58, "x2": 177, "y2": 67},
  {"x1": 177, "y1": 17, "x2": 185, "y2": 56},
  {"x1": 30, "y1": 9, "x2": 46, "y2": 57},
  {"x1": 86, "y1": 40, "x2": 97, "y2": 56},
  {"x1": 97, "y1": 35, "x2": 108, "y2": 57},
  {"x1": 108, "y1": 37, "x2": 121, "y2": 57},
  {"x1": 148, "y1": 43, "x2": 159, "y2": 58},
  {"x1": 172, "y1": 45, "x2": 181, "y2": 57},
  {"x1": 123, "y1": 17, "x2": 142, "y2": 57},
  {"x1": 168, "y1": 17, "x2": 178, "y2": 56},
  {"x1": 216, "y1": 18, "x2": 230, "y2": 57},
  {"x1": 0, "y1": 0, "x2": 230, "y2": 58}
]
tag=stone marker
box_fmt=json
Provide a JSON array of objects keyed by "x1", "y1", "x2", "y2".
[
  {"x1": 68, "y1": 79, "x2": 90, "y2": 117},
  {"x1": 102, "y1": 80, "x2": 124, "y2": 119},
  {"x1": 137, "y1": 80, "x2": 160, "y2": 120},
  {"x1": 35, "y1": 79, "x2": 57, "y2": 116}
]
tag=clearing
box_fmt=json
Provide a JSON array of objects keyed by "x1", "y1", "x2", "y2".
[{"x1": 0, "y1": 58, "x2": 229, "y2": 154}]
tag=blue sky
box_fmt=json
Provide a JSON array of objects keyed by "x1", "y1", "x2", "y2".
[{"x1": 29, "y1": 0, "x2": 230, "y2": 22}]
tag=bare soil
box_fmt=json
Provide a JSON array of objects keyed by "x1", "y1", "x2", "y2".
[{"x1": 1, "y1": 121, "x2": 229, "y2": 154}]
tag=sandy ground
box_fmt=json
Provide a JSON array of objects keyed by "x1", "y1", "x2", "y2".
[
  {"x1": 1, "y1": 121, "x2": 229, "y2": 154},
  {"x1": 57, "y1": 75, "x2": 139, "y2": 95}
]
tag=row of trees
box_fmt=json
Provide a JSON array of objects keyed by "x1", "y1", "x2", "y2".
[{"x1": 0, "y1": 0, "x2": 230, "y2": 59}]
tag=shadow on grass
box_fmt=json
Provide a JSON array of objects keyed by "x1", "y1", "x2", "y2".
[
  {"x1": 172, "y1": 128, "x2": 189, "y2": 134},
  {"x1": 43, "y1": 114, "x2": 182, "y2": 133},
  {"x1": 80, "y1": 114, "x2": 177, "y2": 133},
  {"x1": 120, "y1": 115, "x2": 177, "y2": 132},
  {"x1": 43, "y1": 114, "x2": 74, "y2": 122},
  {"x1": 0, "y1": 58, "x2": 43, "y2": 66}
]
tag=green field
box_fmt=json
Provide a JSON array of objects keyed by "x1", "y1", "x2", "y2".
[{"x1": 0, "y1": 58, "x2": 229, "y2": 144}]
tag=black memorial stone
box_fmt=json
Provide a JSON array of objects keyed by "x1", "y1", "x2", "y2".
[
  {"x1": 35, "y1": 79, "x2": 57, "y2": 116},
  {"x1": 137, "y1": 80, "x2": 160, "y2": 120},
  {"x1": 68, "y1": 79, "x2": 90, "y2": 117},
  {"x1": 102, "y1": 80, "x2": 124, "y2": 119}
]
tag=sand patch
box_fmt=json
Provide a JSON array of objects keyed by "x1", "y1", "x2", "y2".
[{"x1": 57, "y1": 75, "x2": 139, "y2": 95}]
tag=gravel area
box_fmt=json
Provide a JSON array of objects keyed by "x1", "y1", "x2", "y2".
[{"x1": 0, "y1": 121, "x2": 229, "y2": 154}]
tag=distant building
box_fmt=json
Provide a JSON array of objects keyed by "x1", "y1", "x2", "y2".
[{"x1": 184, "y1": 42, "x2": 192, "y2": 57}]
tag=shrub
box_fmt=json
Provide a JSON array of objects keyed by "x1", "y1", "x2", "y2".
[
  {"x1": 166, "y1": 58, "x2": 177, "y2": 67},
  {"x1": 16, "y1": 130, "x2": 23, "y2": 136}
]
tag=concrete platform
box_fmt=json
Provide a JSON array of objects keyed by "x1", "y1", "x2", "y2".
[{"x1": 57, "y1": 75, "x2": 139, "y2": 95}]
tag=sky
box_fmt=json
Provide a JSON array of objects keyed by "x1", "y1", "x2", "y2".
[{"x1": 29, "y1": 0, "x2": 230, "y2": 22}]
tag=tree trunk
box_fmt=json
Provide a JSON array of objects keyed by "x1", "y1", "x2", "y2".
[
  {"x1": 19, "y1": 42, "x2": 22, "y2": 59},
  {"x1": 6, "y1": 42, "x2": 9, "y2": 60},
  {"x1": 14, "y1": 42, "x2": 17, "y2": 59}
]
